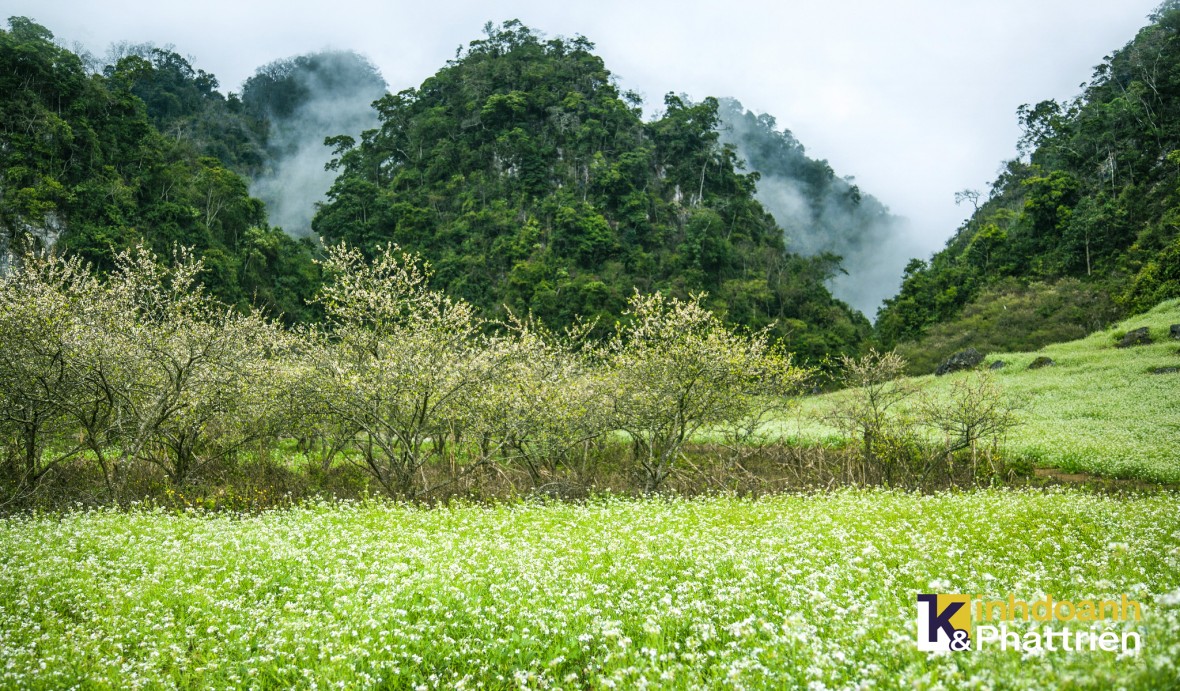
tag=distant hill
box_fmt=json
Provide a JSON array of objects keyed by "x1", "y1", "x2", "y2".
[
  {"x1": 0, "y1": 17, "x2": 322, "y2": 322},
  {"x1": 876, "y1": 4, "x2": 1180, "y2": 369},
  {"x1": 313, "y1": 21, "x2": 871, "y2": 360},
  {"x1": 0, "y1": 17, "x2": 874, "y2": 360},
  {"x1": 241, "y1": 50, "x2": 388, "y2": 237}
]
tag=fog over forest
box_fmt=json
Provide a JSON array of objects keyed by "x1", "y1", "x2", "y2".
[
  {"x1": 243, "y1": 51, "x2": 387, "y2": 236},
  {"x1": 237, "y1": 54, "x2": 918, "y2": 316},
  {"x1": 717, "y1": 99, "x2": 923, "y2": 317}
]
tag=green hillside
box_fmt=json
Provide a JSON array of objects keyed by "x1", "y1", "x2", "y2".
[
  {"x1": 313, "y1": 21, "x2": 870, "y2": 359},
  {"x1": 876, "y1": 5, "x2": 1180, "y2": 368},
  {"x1": 791, "y1": 299, "x2": 1180, "y2": 483},
  {"x1": 1, "y1": 17, "x2": 878, "y2": 360}
]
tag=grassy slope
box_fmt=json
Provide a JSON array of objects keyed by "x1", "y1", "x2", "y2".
[
  {"x1": 783, "y1": 299, "x2": 1180, "y2": 483},
  {"x1": 1, "y1": 493, "x2": 1178, "y2": 689}
]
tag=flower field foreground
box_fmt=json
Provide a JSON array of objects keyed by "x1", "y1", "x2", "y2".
[{"x1": 2, "y1": 491, "x2": 1179, "y2": 689}]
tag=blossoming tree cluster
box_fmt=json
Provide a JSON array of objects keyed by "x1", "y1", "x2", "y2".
[{"x1": 0, "y1": 245, "x2": 807, "y2": 500}]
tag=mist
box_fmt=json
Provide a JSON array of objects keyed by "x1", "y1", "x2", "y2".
[
  {"x1": 717, "y1": 99, "x2": 925, "y2": 319},
  {"x1": 243, "y1": 51, "x2": 387, "y2": 237}
]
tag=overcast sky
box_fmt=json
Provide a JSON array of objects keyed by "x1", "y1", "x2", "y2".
[{"x1": 8, "y1": 0, "x2": 1164, "y2": 268}]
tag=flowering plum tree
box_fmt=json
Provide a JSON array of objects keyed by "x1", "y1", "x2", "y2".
[{"x1": 603, "y1": 292, "x2": 806, "y2": 492}]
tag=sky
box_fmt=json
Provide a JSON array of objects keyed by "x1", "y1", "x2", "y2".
[{"x1": 7, "y1": 0, "x2": 1164, "y2": 284}]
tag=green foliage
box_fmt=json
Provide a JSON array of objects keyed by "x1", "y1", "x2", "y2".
[
  {"x1": 0, "y1": 17, "x2": 322, "y2": 324},
  {"x1": 104, "y1": 43, "x2": 268, "y2": 175},
  {"x1": 240, "y1": 50, "x2": 386, "y2": 136},
  {"x1": 893, "y1": 278, "x2": 1122, "y2": 375},
  {"x1": 313, "y1": 21, "x2": 869, "y2": 361},
  {"x1": 1125, "y1": 232, "x2": 1180, "y2": 312},
  {"x1": 2, "y1": 17, "x2": 868, "y2": 355},
  {"x1": 878, "y1": 7, "x2": 1180, "y2": 349}
]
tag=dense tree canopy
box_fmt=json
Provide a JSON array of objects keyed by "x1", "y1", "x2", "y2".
[
  {"x1": 0, "y1": 17, "x2": 321, "y2": 322},
  {"x1": 2, "y1": 17, "x2": 872, "y2": 358},
  {"x1": 313, "y1": 21, "x2": 870, "y2": 360}
]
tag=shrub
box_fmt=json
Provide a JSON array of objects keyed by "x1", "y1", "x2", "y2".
[
  {"x1": 825, "y1": 349, "x2": 919, "y2": 484},
  {"x1": 0, "y1": 253, "x2": 97, "y2": 495},
  {"x1": 894, "y1": 278, "x2": 1120, "y2": 374},
  {"x1": 919, "y1": 370, "x2": 1021, "y2": 481},
  {"x1": 308, "y1": 243, "x2": 505, "y2": 497},
  {"x1": 603, "y1": 292, "x2": 806, "y2": 492},
  {"x1": 482, "y1": 314, "x2": 608, "y2": 487}
]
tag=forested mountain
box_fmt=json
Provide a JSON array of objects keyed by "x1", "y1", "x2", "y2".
[
  {"x1": 314, "y1": 21, "x2": 870, "y2": 359},
  {"x1": 716, "y1": 99, "x2": 917, "y2": 316},
  {"x1": 1, "y1": 16, "x2": 875, "y2": 359},
  {"x1": 0, "y1": 18, "x2": 322, "y2": 322},
  {"x1": 876, "y1": 3, "x2": 1180, "y2": 370}
]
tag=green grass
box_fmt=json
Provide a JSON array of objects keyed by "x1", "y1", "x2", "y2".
[
  {"x1": 784, "y1": 299, "x2": 1180, "y2": 483},
  {"x1": 1, "y1": 492, "x2": 1179, "y2": 689}
]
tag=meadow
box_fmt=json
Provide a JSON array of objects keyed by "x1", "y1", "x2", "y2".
[
  {"x1": 2, "y1": 490, "x2": 1179, "y2": 689},
  {"x1": 4, "y1": 254, "x2": 1180, "y2": 690},
  {"x1": 781, "y1": 299, "x2": 1180, "y2": 484}
]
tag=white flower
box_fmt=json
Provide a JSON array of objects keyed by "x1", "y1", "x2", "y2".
[{"x1": 1158, "y1": 588, "x2": 1180, "y2": 606}]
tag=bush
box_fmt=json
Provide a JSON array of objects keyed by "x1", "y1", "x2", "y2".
[
  {"x1": 482, "y1": 314, "x2": 608, "y2": 487},
  {"x1": 602, "y1": 292, "x2": 807, "y2": 492},
  {"x1": 825, "y1": 349, "x2": 919, "y2": 484},
  {"x1": 0, "y1": 246, "x2": 285, "y2": 505},
  {"x1": 825, "y1": 350, "x2": 1020, "y2": 487},
  {"x1": 1124, "y1": 233, "x2": 1180, "y2": 312},
  {"x1": 306, "y1": 243, "x2": 503, "y2": 497}
]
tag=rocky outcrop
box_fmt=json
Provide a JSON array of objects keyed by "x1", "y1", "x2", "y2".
[
  {"x1": 988, "y1": 360, "x2": 1007, "y2": 370},
  {"x1": 0, "y1": 211, "x2": 67, "y2": 276},
  {"x1": 1116, "y1": 327, "x2": 1152, "y2": 348},
  {"x1": 935, "y1": 348, "x2": 984, "y2": 376},
  {"x1": 1170, "y1": 324, "x2": 1180, "y2": 340},
  {"x1": 1028, "y1": 356, "x2": 1055, "y2": 369}
]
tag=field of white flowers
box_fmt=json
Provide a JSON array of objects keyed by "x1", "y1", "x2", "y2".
[
  {"x1": 786, "y1": 299, "x2": 1180, "y2": 484},
  {"x1": 2, "y1": 491, "x2": 1178, "y2": 689}
]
